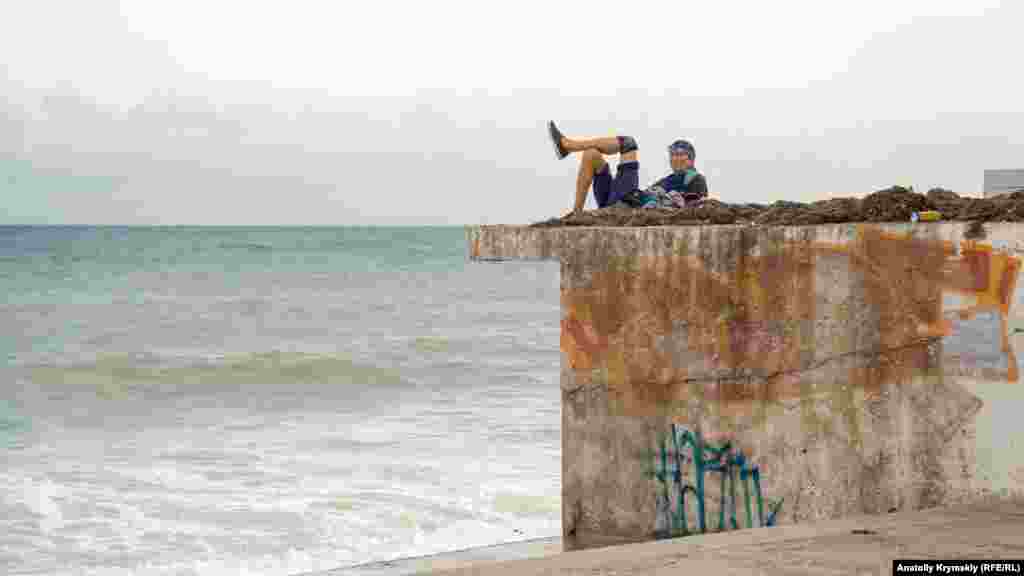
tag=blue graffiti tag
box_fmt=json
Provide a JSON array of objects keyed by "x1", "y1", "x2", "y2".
[{"x1": 643, "y1": 423, "x2": 783, "y2": 538}]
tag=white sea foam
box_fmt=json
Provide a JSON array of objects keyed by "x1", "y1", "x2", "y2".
[
  {"x1": 10, "y1": 477, "x2": 66, "y2": 531},
  {"x1": 46, "y1": 546, "x2": 358, "y2": 576}
]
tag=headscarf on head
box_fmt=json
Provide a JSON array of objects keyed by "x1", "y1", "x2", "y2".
[{"x1": 667, "y1": 139, "x2": 695, "y2": 162}]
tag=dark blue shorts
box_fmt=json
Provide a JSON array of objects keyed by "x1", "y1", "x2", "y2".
[{"x1": 593, "y1": 161, "x2": 639, "y2": 208}]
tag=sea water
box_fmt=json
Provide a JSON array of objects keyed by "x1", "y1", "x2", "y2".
[{"x1": 0, "y1": 225, "x2": 561, "y2": 575}]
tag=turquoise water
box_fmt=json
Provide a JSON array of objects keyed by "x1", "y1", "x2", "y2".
[{"x1": 0, "y1": 226, "x2": 562, "y2": 575}]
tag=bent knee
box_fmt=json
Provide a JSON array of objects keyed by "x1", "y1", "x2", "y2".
[
  {"x1": 582, "y1": 148, "x2": 606, "y2": 168},
  {"x1": 617, "y1": 135, "x2": 638, "y2": 153}
]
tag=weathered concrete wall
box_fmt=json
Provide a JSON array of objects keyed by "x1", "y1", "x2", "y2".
[{"x1": 466, "y1": 222, "x2": 1024, "y2": 550}]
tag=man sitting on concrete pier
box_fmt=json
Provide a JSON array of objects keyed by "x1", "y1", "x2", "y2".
[{"x1": 548, "y1": 121, "x2": 708, "y2": 218}]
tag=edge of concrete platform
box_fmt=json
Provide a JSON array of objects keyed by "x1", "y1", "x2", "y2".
[
  {"x1": 464, "y1": 221, "x2": 1024, "y2": 262},
  {"x1": 298, "y1": 536, "x2": 563, "y2": 576}
]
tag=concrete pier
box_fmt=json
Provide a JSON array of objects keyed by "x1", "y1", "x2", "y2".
[{"x1": 467, "y1": 222, "x2": 1024, "y2": 550}]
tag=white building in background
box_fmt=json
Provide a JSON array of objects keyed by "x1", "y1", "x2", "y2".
[{"x1": 984, "y1": 169, "x2": 1024, "y2": 198}]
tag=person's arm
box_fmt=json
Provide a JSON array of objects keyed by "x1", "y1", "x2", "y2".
[
  {"x1": 649, "y1": 174, "x2": 671, "y2": 192},
  {"x1": 683, "y1": 174, "x2": 708, "y2": 204},
  {"x1": 692, "y1": 174, "x2": 708, "y2": 199}
]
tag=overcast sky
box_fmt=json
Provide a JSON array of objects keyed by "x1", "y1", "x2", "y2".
[{"x1": 2, "y1": 0, "x2": 1022, "y2": 225}]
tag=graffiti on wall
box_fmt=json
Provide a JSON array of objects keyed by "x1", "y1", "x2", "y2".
[{"x1": 643, "y1": 423, "x2": 783, "y2": 538}]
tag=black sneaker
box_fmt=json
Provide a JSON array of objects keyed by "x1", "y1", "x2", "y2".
[{"x1": 548, "y1": 121, "x2": 568, "y2": 160}]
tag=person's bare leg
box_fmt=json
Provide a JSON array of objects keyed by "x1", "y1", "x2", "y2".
[
  {"x1": 568, "y1": 149, "x2": 607, "y2": 216},
  {"x1": 557, "y1": 131, "x2": 639, "y2": 216},
  {"x1": 563, "y1": 136, "x2": 620, "y2": 155},
  {"x1": 561, "y1": 135, "x2": 639, "y2": 163}
]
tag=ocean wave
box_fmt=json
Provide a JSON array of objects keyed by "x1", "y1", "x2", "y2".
[
  {"x1": 22, "y1": 350, "x2": 406, "y2": 390},
  {"x1": 216, "y1": 242, "x2": 275, "y2": 252},
  {"x1": 491, "y1": 493, "x2": 560, "y2": 517},
  {"x1": 38, "y1": 544, "x2": 357, "y2": 576},
  {"x1": 0, "y1": 400, "x2": 30, "y2": 446},
  {"x1": 411, "y1": 336, "x2": 451, "y2": 353}
]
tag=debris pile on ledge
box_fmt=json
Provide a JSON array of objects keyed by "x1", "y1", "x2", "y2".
[{"x1": 530, "y1": 186, "x2": 1024, "y2": 228}]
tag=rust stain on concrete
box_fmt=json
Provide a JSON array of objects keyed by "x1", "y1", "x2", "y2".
[
  {"x1": 471, "y1": 234, "x2": 481, "y2": 260},
  {"x1": 560, "y1": 226, "x2": 1022, "y2": 419}
]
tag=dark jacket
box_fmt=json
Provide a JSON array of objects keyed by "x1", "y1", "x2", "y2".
[
  {"x1": 623, "y1": 169, "x2": 709, "y2": 208},
  {"x1": 651, "y1": 169, "x2": 708, "y2": 205}
]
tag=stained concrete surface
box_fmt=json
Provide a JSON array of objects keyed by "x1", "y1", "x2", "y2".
[{"x1": 468, "y1": 222, "x2": 1024, "y2": 549}]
